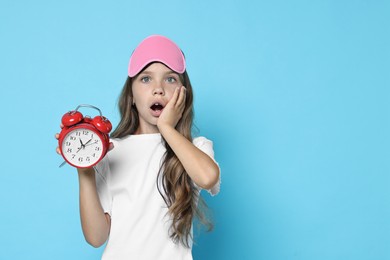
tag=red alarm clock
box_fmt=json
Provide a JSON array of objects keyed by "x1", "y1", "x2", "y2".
[{"x1": 58, "y1": 104, "x2": 112, "y2": 168}]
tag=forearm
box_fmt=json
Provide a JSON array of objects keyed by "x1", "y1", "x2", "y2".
[
  {"x1": 78, "y1": 168, "x2": 110, "y2": 247},
  {"x1": 159, "y1": 125, "x2": 220, "y2": 189}
]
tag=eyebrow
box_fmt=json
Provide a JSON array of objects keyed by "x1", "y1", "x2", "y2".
[{"x1": 139, "y1": 70, "x2": 178, "y2": 76}]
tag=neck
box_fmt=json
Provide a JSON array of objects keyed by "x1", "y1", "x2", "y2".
[{"x1": 134, "y1": 124, "x2": 160, "y2": 135}]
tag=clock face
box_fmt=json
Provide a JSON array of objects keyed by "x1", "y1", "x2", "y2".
[{"x1": 61, "y1": 127, "x2": 105, "y2": 168}]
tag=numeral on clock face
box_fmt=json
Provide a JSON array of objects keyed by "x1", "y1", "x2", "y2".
[{"x1": 62, "y1": 128, "x2": 105, "y2": 167}]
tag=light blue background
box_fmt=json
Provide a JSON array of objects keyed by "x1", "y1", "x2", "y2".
[{"x1": 0, "y1": 0, "x2": 389, "y2": 259}]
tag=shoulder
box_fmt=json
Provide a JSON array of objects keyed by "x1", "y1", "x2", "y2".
[
  {"x1": 193, "y1": 136, "x2": 214, "y2": 147},
  {"x1": 109, "y1": 137, "x2": 125, "y2": 146},
  {"x1": 192, "y1": 136, "x2": 216, "y2": 158}
]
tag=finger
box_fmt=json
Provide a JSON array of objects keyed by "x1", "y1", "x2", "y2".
[
  {"x1": 168, "y1": 87, "x2": 180, "y2": 106},
  {"x1": 108, "y1": 142, "x2": 114, "y2": 151},
  {"x1": 60, "y1": 123, "x2": 64, "y2": 129},
  {"x1": 55, "y1": 133, "x2": 60, "y2": 140},
  {"x1": 56, "y1": 147, "x2": 61, "y2": 155},
  {"x1": 176, "y1": 86, "x2": 186, "y2": 108}
]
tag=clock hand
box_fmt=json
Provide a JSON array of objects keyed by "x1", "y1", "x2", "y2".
[
  {"x1": 84, "y1": 140, "x2": 99, "y2": 147},
  {"x1": 77, "y1": 138, "x2": 85, "y2": 153},
  {"x1": 84, "y1": 138, "x2": 93, "y2": 146}
]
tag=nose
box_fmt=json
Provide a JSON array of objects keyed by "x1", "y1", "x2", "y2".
[{"x1": 153, "y1": 85, "x2": 165, "y2": 96}]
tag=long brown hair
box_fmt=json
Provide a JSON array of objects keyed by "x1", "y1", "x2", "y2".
[{"x1": 111, "y1": 67, "x2": 212, "y2": 247}]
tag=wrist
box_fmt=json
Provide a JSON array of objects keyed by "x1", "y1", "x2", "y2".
[
  {"x1": 77, "y1": 167, "x2": 95, "y2": 179},
  {"x1": 157, "y1": 122, "x2": 175, "y2": 133}
]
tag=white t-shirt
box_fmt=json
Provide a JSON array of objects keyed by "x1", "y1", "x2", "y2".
[{"x1": 94, "y1": 134, "x2": 220, "y2": 260}]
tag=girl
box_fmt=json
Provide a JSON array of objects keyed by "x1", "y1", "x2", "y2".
[{"x1": 56, "y1": 35, "x2": 220, "y2": 259}]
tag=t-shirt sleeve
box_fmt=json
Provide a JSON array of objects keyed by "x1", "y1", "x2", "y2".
[
  {"x1": 93, "y1": 156, "x2": 112, "y2": 216},
  {"x1": 193, "y1": 137, "x2": 221, "y2": 196}
]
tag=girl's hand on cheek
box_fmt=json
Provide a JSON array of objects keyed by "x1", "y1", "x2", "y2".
[{"x1": 157, "y1": 86, "x2": 186, "y2": 130}]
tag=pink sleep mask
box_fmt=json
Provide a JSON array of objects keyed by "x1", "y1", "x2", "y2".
[{"x1": 128, "y1": 35, "x2": 186, "y2": 77}]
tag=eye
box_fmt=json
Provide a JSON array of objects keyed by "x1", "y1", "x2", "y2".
[
  {"x1": 166, "y1": 76, "x2": 177, "y2": 83},
  {"x1": 140, "y1": 76, "x2": 151, "y2": 83}
]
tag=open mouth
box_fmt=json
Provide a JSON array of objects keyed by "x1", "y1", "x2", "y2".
[{"x1": 150, "y1": 103, "x2": 164, "y2": 112}]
